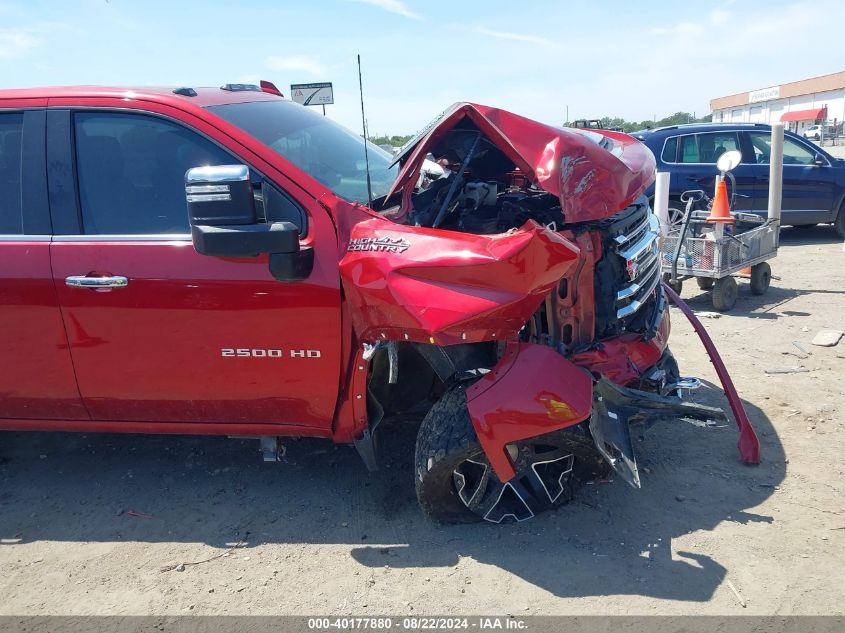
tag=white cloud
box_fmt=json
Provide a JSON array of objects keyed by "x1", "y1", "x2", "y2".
[
  {"x1": 265, "y1": 54, "x2": 326, "y2": 75},
  {"x1": 351, "y1": 0, "x2": 422, "y2": 20},
  {"x1": 0, "y1": 28, "x2": 39, "y2": 59},
  {"x1": 473, "y1": 27, "x2": 552, "y2": 47},
  {"x1": 709, "y1": 9, "x2": 731, "y2": 26}
]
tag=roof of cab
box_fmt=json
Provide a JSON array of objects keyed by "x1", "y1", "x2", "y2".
[{"x1": 0, "y1": 85, "x2": 283, "y2": 108}]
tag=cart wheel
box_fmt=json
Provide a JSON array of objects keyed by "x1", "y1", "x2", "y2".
[
  {"x1": 696, "y1": 278, "x2": 714, "y2": 290},
  {"x1": 662, "y1": 273, "x2": 683, "y2": 295},
  {"x1": 750, "y1": 262, "x2": 771, "y2": 295},
  {"x1": 712, "y1": 277, "x2": 738, "y2": 312}
]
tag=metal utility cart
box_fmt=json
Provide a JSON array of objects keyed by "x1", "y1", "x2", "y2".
[
  {"x1": 660, "y1": 201, "x2": 779, "y2": 311},
  {"x1": 658, "y1": 149, "x2": 780, "y2": 312}
]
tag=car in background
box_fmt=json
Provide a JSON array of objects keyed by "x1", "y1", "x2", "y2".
[
  {"x1": 803, "y1": 125, "x2": 823, "y2": 141},
  {"x1": 632, "y1": 123, "x2": 845, "y2": 237}
]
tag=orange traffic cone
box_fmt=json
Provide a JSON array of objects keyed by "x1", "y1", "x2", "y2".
[{"x1": 706, "y1": 178, "x2": 735, "y2": 223}]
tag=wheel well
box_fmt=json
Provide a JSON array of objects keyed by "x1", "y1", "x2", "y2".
[
  {"x1": 358, "y1": 341, "x2": 499, "y2": 470},
  {"x1": 367, "y1": 341, "x2": 499, "y2": 420}
]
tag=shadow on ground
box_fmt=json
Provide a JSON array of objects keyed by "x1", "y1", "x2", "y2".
[
  {"x1": 0, "y1": 383, "x2": 784, "y2": 603},
  {"x1": 778, "y1": 224, "x2": 843, "y2": 246}
]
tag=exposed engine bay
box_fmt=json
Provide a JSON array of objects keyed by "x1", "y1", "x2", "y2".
[
  {"x1": 403, "y1": 126, "x2": 565, "y2": 234},
  {"x1": 382, "y1": 119, "x2": 663, "y2": 349}
]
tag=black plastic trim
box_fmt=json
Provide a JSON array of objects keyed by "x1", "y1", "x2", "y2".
[
  {"x1": 190, "y1": 221, "x2": 300, "y2": 257},
  {"x1": 45, "y1": 109, "x2": 82, "y2": 235},
  {"x1": 268, "y1": 247, "x2": 314, "y2": 282}
]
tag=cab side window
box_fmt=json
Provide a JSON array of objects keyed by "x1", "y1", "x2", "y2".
[
  {"x1": 0, "y1": 113, "x2": 24, "y2": 234},
  {"x1": 74, "y1": 113, "x2": 235, "y2": 234}
]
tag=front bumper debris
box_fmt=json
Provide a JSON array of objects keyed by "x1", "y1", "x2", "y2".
[{"x1": 589, "y1": 377, "x2": 727, "y2": 488}]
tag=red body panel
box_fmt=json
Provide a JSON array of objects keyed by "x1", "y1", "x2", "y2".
[
  {"x1": 339, "y1": 219, "x2": 580, "y2": 344},
  {"x1": 0, "y1": 242, "x2": 87, "y2": 420},
  {"x1": 570, "y1": 313, "x2": 671, "y2": 384},
  {"x1": 466, "y1": 342, "x2": 593, "y2": 481},
  {"x1": 388, "y1": 103, "x2": 656, "y2": 223}
]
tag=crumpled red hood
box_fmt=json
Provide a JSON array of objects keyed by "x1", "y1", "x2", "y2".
[{"x1": 387, "y1": 103, "x2": 656, "y2": 223}]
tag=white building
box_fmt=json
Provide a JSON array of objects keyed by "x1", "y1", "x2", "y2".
[{"x1": 710, "y1": 70, "x2": 845, "y2": 136}]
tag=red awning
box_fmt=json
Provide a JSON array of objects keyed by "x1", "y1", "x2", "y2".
[{"x1": 781, "y1": 107, "x2": 826, "y2": 122}]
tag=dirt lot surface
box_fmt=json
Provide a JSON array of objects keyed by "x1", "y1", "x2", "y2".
[{"x1": 1, "y1": 227, "x2": 843, "y2": 617}]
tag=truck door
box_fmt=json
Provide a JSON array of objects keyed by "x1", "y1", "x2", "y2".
[
  {"x1": 47, "y1": 109, "x2": 342, "y2": 428},
  {"x1": 0, "y1": 108, "x2": 87, "y2": 420}
]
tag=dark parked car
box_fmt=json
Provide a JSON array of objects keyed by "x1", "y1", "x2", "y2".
[{"x1": 632, "y1": 123, "x2": 845, "y2": 237}]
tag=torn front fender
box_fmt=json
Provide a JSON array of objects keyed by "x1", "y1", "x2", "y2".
[
  {"x1": 464, "y1": 342, "x2": 593, "y2": 482},
  {"x1": 338, "y1": 218, "x2": 580, "y2": 345},
  {"x1": 662, "y1": 283, "x2": 761, "y2": 464}
]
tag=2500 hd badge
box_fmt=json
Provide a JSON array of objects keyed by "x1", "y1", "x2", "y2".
[{"x1": 220, "y1": 348, "x2": 322, "y2": 358}]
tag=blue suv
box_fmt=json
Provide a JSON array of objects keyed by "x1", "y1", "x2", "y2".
[{"x1": 632, "y1": 123, "x2": 845, "y2": 237}]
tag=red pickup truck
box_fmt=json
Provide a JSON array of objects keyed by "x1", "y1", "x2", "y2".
[{"x1": 0, "y1": 84, "x2": 758, "y2": 523}]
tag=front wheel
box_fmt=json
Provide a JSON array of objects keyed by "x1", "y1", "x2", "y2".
[
  {"x1": 750, "y1": 262, "x2": 772, "y2": 295},
  {"x1": 662, "y1": 273, "x2": 683, "y2": 295},
  {"x1": 834, "y1": 202, "x2": 845, "y2": 239},
  {"x1": 712, "y1": 276, "x2": 738, "y2": 311},
  {"x1": 414, "y1": 385, "x2": 605, "y2": 523}
]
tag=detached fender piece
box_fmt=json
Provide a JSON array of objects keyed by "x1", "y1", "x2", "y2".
[
  {"x1": 662, "y1": 283, "x2": 761, "y2": 464},
  {"x1": 464, "y1": 342, "x2": 593, "y2": 482}
]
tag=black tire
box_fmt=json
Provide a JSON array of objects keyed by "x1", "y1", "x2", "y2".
[
  {"x1": 834, "y1": 203, "x2": 845, "y2": 239},
  {"x1": 712, "y1": 276, "x2": 738, "y2": 311},
  {"x1": 750, "y1": 262, "x2": 771, "y2": 295},
  {"x1": 696, "y1": 277, "x2": 714, "y2": 290},
  {"x1": 414, "y1": 385, "x2": 605, "y2": 524},
  {"x1": 662, "y1": 272, "x2": 683, "y2": 295}
]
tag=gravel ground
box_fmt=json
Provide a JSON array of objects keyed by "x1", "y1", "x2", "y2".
[{"x1": 1, "y1": 226, "x2": 843, "y2": 616}]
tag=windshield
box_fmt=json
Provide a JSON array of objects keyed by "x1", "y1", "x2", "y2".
[{"x1": 207, "y1": 100, "x2": 397, "y2": 205}]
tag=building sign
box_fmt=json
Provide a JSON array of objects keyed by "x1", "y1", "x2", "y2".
[
  {"x1": 290, "y1": 82, "x2": 334, "y2": 106},
  {"x1": 749, "y1": 86, "x2": 780, "y2": 104}
]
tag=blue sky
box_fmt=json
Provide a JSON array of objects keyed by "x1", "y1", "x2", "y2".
[{"x1": 2, "y1": 0, "x2": 843, "y2": 136}]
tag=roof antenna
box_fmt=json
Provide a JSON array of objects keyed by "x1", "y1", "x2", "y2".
[{"x1": 357, "y1": 53, "x2": 374, "y2": 207}]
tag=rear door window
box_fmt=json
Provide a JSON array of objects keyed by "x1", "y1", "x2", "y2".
[
  {"x1": 678, "y1": 132, "x2": 740, "y2": 164},
  {"x1": 0, "y1": 112, "x2": 24, "y2": 234}
]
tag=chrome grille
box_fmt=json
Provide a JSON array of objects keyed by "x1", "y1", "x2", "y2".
[{"x1": 614, "y1": 213, "x2": 661, "y2": 319}]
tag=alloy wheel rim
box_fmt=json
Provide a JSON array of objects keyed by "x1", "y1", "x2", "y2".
[{"x1": 452, "y1": 443, "x2": 575, "y2": 523}]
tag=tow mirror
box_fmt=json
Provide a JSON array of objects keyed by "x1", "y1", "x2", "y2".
[
  {"x1": 716, "y1": 149, "x2": 742, "y2": 174},
  {"x1": 185, "y1": 165, "x2": 313, "y2": 281}
]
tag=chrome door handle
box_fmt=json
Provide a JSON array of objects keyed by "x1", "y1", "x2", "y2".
[{"x1": 65, "y1": 275, "x2": 129, "y2": 288}]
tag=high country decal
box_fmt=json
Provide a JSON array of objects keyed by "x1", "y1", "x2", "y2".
[{"x1": 347, "y1": 236, "x2": 411, "y2": 254}]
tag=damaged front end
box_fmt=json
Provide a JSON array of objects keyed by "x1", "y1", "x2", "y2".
[{"x1": 336, "y1": 102, "x2": 759, "y2": 521}]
